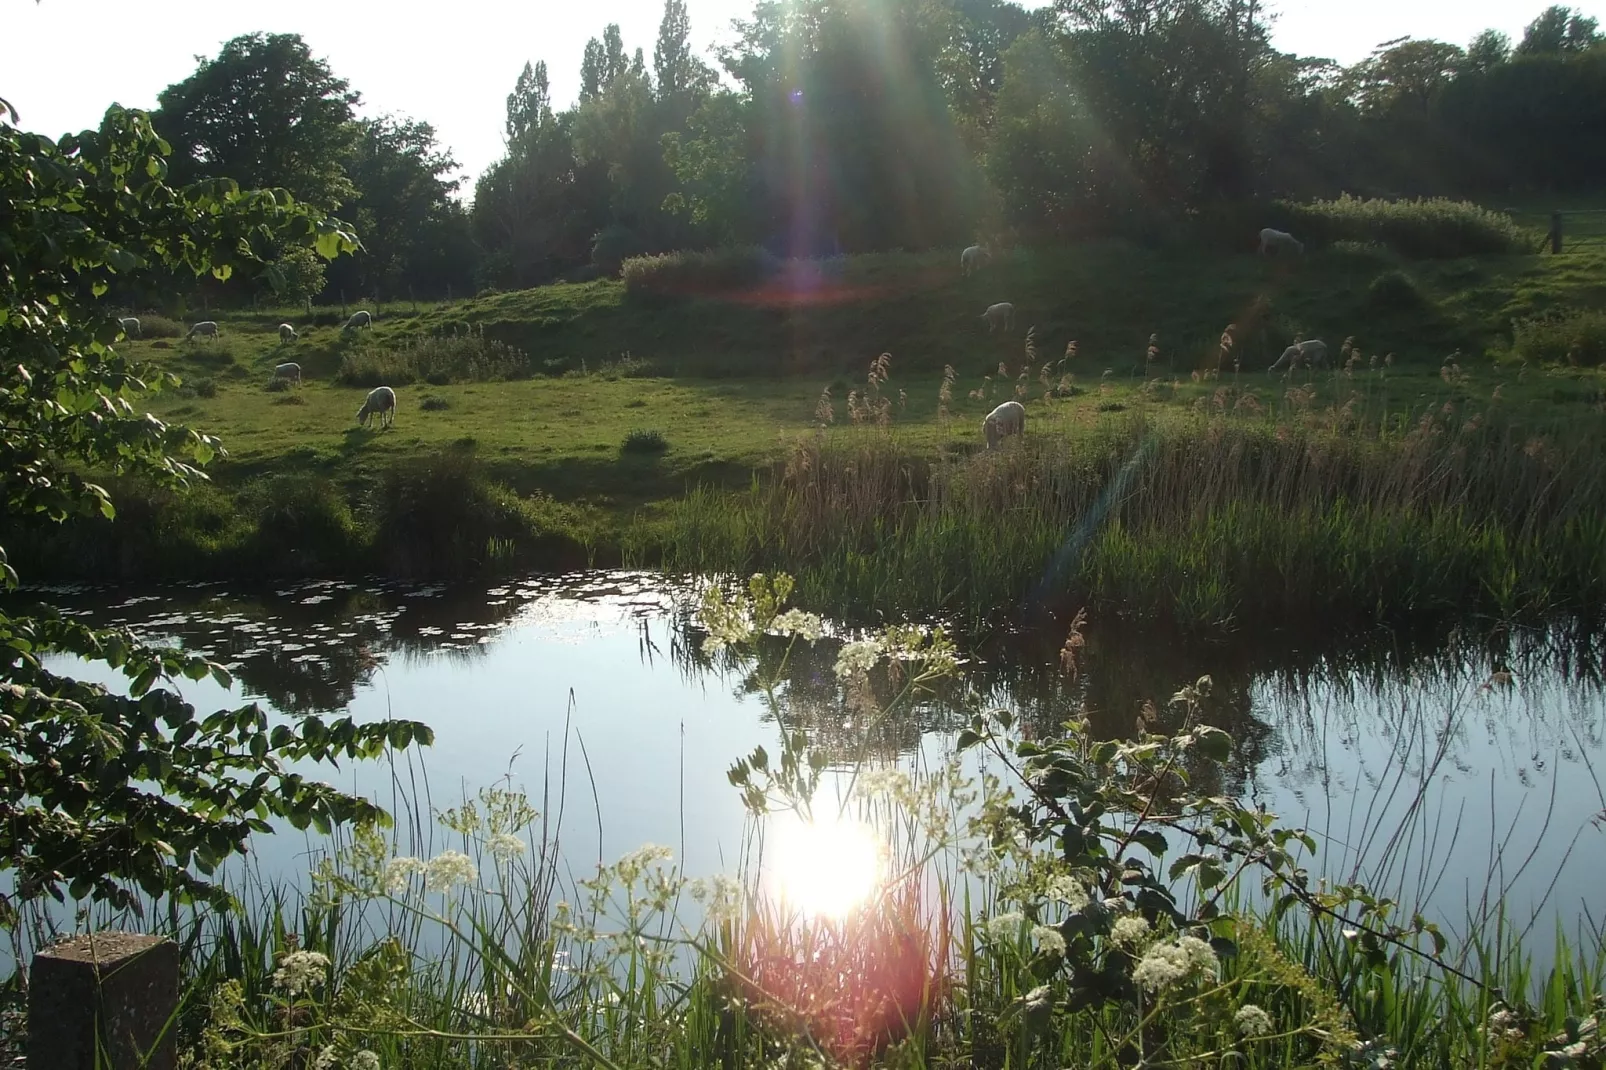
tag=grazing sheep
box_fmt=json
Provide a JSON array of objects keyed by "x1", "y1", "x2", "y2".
[
  {"x1": 981, "y1": 302, "x2": 1015, "y2": 333},
  {"x1": 1258, "y1": 228, "x2": 1304, "y2": 256},
  {"x1": 356, "y1": 385, "x2": 396, "y2": 429},
  {"x1": 983, "y1": 400, "x2": 1026, "y2": 450},
  {"x1": 184, "y1": 320, "x2": 219, "y2": 340},
  {"x1": 1269, "y1": 339, "x2": 1328, "y2": 371},
  {"x1": 118, "y1": 316, "x2": 141, "y2": 337},
  {"x1": 961, "y1": 244, "x2": 991, "y2": 277},
  {"x1": 273, "y1": 361, "x2": 302, "y2": 386},
  {"x1": 343, "y1": 310, "x2": 373, "y2": 331},
  {"x1": 278, "y1": 323, "x2": 299, "y2": 343}
]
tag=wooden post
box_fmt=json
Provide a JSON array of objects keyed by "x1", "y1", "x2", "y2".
[
  {"x1": 29, "y1": 933, "x2": 179, "y2": 1070},
  {"x1": 1550, "y1": 211, "x2": 1563, "y2": 254}
]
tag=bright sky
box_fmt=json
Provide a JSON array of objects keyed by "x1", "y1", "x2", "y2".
[{"x1": 8, "y1": 0, "x2": 1592, "y2": 196}]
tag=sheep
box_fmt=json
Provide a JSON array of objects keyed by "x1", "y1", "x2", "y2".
[
  {"x1": 356, "y1": 385, "x2": 396, "y2": 429},
  {"x1": 278, "y1": 323, "x2": 299, "y2": 343},
  {"x1": 343, "y1": 310, "x2": 373, "y2": 331},
  {"x1": 983, "y1": 400, "x2": 1026, "y2": 450},
  {"x1": 272, "y1": 361, "x2": 302, "y2": 386},
  {"x1": 118, "y1": 316, "x2": 141, "y2": 338},
  {"x1": 981, "y1": 302, "x2": 1015, "y2": 333},
  {"x1": 1258, "y1": 228, "x2": 1304, "y2": 256},
  {"x1": 1269, "y1": 339, "x2": 1328, "y2": 372},
  {"x1": 184, "y1": 320, "x2": 219, "y2": 340},
  {"x1": 961, "y1": 244, "x2": 991, "y2": 277}
]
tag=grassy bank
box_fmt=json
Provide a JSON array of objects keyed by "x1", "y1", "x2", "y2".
[{"x1": 11, "y1": 237, "x2": 1605, "y2": 626}]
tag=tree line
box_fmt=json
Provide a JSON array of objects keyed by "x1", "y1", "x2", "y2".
[{"x1": 125, "y1": 0, "x2": 1605, "y2": 302}]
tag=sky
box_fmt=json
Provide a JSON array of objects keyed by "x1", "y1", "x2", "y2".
[{"x1": 8, "y1": 0, "x2": 1593, "y2": 196}]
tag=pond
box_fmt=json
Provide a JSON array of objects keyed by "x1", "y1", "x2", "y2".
[{"x1": 29, "y1": 571, "x2": 1606, "y2": 969}]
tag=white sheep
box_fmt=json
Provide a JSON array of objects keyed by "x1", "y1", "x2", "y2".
[
  {"x1": 981, "y1": 302, "x2": 1015, "y2": 333},
  {"x1": 1258, "y1": 228, "x2": 1304, "y2": 256},
  {"x1": 278, "y1": 323, "x2": 299, "y2": 343},
  {"x1": 357, "y1": 385, "x2": 396, "y2": 429},
  {"x1": 983, "y1": 400, "x2": 1026, "y2": 450},
  {"x1": 1269, "y1": 339, "x2": 1328, "y2": 371},
  {"x1": 273, "y1": 361, "x2": 302, "y2": 386},
  {"x1": 343, "y1": 310, "x2": 373, "y2": 331},
  {"x1": 961, "y1": 244, "x2": 991, "y2": 277},
  {"x1": 185, "y1": 320, "x2": 219, "y2": 340},
  {"x1": 118, "y1": 316, "x2": 141, "y2": 338}
]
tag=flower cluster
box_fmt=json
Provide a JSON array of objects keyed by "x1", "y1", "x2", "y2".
[
  {"x1": 1235, "y1": 1004, "x2": 1273, "y2": 1037},
  {"x1": 425, "y1": 850, "x2": 479, "y2": 894},
  {"x1": 382, "y1": 856, "x2": 427, "y2": 895},
  {"x1": 272, "y1": 950, "x2": 331, "y2": 996},
  {"x1": 315, "y1": 1049, "x2": 381, "y2": 1070},
  {"x1": 1131, "y1": 935, "x2": 1217, "y2": 992},
  {"x1": 487, "y1": 832, "x2": 526, "y2": 860},
  {"x1": 1044, "y1": 872, "x2": 1090, "y2": 913},
  {"x1": 770, "y1": 608, "x2": 824, "y2": 641},
  {"x1": 1031, "y1": 925, "x2": 1067, "y2": 957},
  {"x1": 1110, "y1": 915, "x2": 1150, "y2": 947},
  {"x1": 616, "y1": 843, "x2": 674, "y2": 885},
  {"x1": 689, "y1": 873, "x2": 744, "y2": 925},
  {"x1": 834, "y1": 639, "x2": 882, "y2": 679},
  {"x1": 984, "y1": 911, "x2": 1025, "y2": 942}
]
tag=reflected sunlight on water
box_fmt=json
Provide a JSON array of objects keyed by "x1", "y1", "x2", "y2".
[{"x1": 766, "y1": 812, "x2": 885, "y2": 918}]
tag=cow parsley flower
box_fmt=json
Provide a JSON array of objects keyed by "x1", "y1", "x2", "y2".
[
  {"x1": 487, "y1": 832, "x2": 526, "y2": 860},
  {"x1": 834, "y1": 639, "x2": 882, "y2": 679},
  {"x1": 425, "y1": 850, "x2": 478, "y2": 893},
  {"x1": 1110, "y1": 915, "x2": 1150, "y2": 947},
  {"x1": 984, "y1": 911, "x2": 1025, "y2": 942},
  {"x1": 313, "y1": 1047, "x2": 339, "y2": 1070},
  {"x1": 1131, "y1": 943, "x2": 1190, "y2": 992},
  {"x1": 1031, "y1": 925, "x2": 1067, "y2": 957},
  {"x1": 1177, "y1": 934, "x2": 1217, "y2": 974},
  {"x1": 690, "y1": 874, "x2": 744, "y2": 924},
  {"x1": 1235, "y1": 1004, "x2": 1273, "y2": 1037},
  {"x1": 770, "y1": 609, "x2": 824, "y2": 641},
  {"x1": 1045, "y1": 873, "x2": 1090, "y2": 912},
  {"x1": 617, "y1": 843, "x2": 674, "y2": 884},
  {"x1": 382, "y1": 856, "x2": 427, "y2": 895},
  {"x1": 855, "y1": 768, "x2": 910, "y2": 799},
  {"x1": 272, "y1": 950, "x2": 331, "y2": 995},
  {"x1": 349, "y1": 1052, "x2": 381, "y2": 1070}
]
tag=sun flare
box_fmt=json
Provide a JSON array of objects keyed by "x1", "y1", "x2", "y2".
[{"x1": 768, "y1": 813, "x2": 883, "y2": 918}]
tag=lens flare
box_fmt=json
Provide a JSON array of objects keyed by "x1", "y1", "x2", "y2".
[{"x1": 768, "y1": 813, "x2": 882, "y2": 918}]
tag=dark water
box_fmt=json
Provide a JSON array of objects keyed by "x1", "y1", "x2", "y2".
[{"x1": 28, "y1": 572, "x2": 1606, "y2": 961}]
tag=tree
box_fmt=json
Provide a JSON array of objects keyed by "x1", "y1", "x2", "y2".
[
  {"x1": 1517, "y1": 5, "x2": 1601, "y2": 54},
  {"x1": 0, "y1": 102, "x2": 427, "y2": 913},
  {"x1": 1341, "y1": 37, "x2": 1465, "y2": 115},
  {"x1": 654, "y1": 0, "x2": 699, "y2": 101},
  {"x1": 506, "y1": 60, "x2": 555, "y2": 148},
  {"x1": 153, "y1": 32, "x2": 360, "y2": 210},
  {"x1": 1464, "y1": 29, "x2": 1511, "y2": 74}
]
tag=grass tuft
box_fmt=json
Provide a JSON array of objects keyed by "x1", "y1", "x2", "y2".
[{"x1": 621, "y1": 428, "x2": 670, "y2": 455}]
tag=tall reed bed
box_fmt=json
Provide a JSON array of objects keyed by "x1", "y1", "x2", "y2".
[{"x1": 655, "y1": 408, "x2": 1606, "y2": 631}]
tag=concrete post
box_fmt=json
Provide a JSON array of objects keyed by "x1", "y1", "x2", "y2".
[{"x1": 29, "y1": 933, "x2": 178, "y2": 1070}]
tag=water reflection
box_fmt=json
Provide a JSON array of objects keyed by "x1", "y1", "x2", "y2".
[{"x1": 19, "y1": 572, "x2": 1606, "y2": 950}]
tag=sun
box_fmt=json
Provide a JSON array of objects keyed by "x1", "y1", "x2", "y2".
[{"x1": 767, "y1": 812, "x2": 883, "y2": 919}]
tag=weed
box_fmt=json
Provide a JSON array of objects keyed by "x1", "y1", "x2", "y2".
[
  {"x1": 419, "y1": 395, "x2": 449, "y2": 411},
  {"x1": 1277, "y1": 195, "x2": 1534, "y2": 258},
  {"x1": 620, "y1": 247, "x2": 778, "y2": 296},
  {"x1": 622, "y1": 429, "x2": 670, "y2": 455},
  {"x1": 337, "y1": 327, "x2": 531, "y2": 387},
  {"x1": 1512, "y1": 309, "x2": 1606, "y2": 367}
]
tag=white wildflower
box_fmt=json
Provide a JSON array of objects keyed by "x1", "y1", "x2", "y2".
[
  {"x1": 1178, "y1": 935, "x2": 1217, "y2": 975},
  {"x1": 855, "y1": 768, "x2": 910, "y2": 799},
  {"x1": 1031, "y1": 925, "x2": 1066, "y2": 957},
  {"x1": 1045, "y1": 873, "x2": 1090, "y2": 912},
  {"x1": 691, "y1": 873, "x2": 743, "y2": 925},
  {"x1": 770, "y1": 608, "x2": 824, "y2": 641},
  {"x1": 382, "y1": 856, "x2": 427, "y2": 895},
  {"x1": 271, "y1": 950, "x2": 331, "y2": 996},
  {"x1": 487, "y1": 832, "x2": 526, "y2": 860},
  {"x1": 698, "y1": 587, "x2": 755, "y2": 655},
  {"x1": 349, "y1": 1053, "x2": 382, "y2": 1070},
  {"x1": 617, "y1": 843, "x2": 674, "y2": 883},
  {"x1": 1110, "y1": 915, "x2": 1150, "y2": 947},
  {"x1": 425, "y1": 850, "x2": 478, "y2": 893},
  {"x1": 984, "y1": 911, "x2": 1025, "y2": 942},
  {"x1": 1131, "y1": 943, "x2": 1190, "y2": 992},
  {"x1": 313, "y1": 1047, "x2": 339, "y2": 1070},
  {"x1": 834, "y1": 639, "x2": 882, "y2": 679},
  {"x1": 1235, "y1": 1004, "x2": 1273, "y2": 1037}
]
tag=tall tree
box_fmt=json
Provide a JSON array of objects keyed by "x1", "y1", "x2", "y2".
[
  {"x1": 153, "y1": 33, "x2": 360, "y2": 210},
  {"x1": 1463, "y1": 29, "x2": 1512, "y2": 74},
  {"x1": 1517, "y1": 5, "x2": 1601, "y2": 54},
  {"x1": 581, "y1": 38, "x2": 607, "y2": 102},
  {"x1": 655, "y1": 0, "x2": 698, "y2": 100},
  {"x1": 506, "y1": 60, "x2": 554, "y2": 148}
]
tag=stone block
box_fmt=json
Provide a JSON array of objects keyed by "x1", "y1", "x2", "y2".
[{"x1": 28, "y1": 933, "x2": 177, "y2": 1070}]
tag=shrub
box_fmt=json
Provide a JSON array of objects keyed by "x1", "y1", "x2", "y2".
[
  {"x1": 337, "y1": 327, "x2": 532, "y2": 386},
  {"x1": 621, "y1": 247, "x2": 778, "y2": 296},
  {"x1": 1367, "y1": 269, "x2": 1426, "y2": 312},
  {"x1": 264, "y1": 376, "x2": 294, "y2": 392},
  {"x1": 191, "y1": 377, "x2": 218, "y2": 398},
  {"x1": 420, "y1": 395, "x2": 449, "y2": 411},
  {"x1": 621, "y1": 428, "x2": 670, "y2": 455},
  {"x1": 1512, "y1": 309, "x2": 1606, "y2": 367},
  {"x1": 137, "y1": 314, "x2": 183, "y2": 338},
  {"x1": 1275, "y1": 195, "x2": 1533, "y2": 258},
  {"x1": 240, "y1": 473, "x2": 361, "y2": 572}
]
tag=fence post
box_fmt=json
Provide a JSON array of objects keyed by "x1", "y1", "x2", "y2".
[
  {"x1": 1550, "y1": 211, "x2": 1564, "y2": 254},
  {"x1": 29, "y1": 933, "x2": 179, "y2": 1070}
]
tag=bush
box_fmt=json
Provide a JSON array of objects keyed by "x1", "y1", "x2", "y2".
[
  {"x1": 1512, "y1": 309, "x2": 1606, "y2": 367},
  {"x1": 191, "y1": 377, "x2": 218, "y2": 398},
  {"x1": 621, "y1": 247, "x2": 778, "y2": 296},
  {"x1": 1367, "y1": 269, "x2": 1426, "y2": 312},
  {"x1": 240, "y1": 473, "x2": 361, "y2": 572},
  {"x1": 336, "y1": 327, "x2": 532, "y2": 387},
  {"x1": 264, "y1": 376, "x2": 294, "y2": 392},
  {"x1": 137, "y1": 314, "x2": 183, "y2": 338},
  {"x1": 419, "y1": 395, "x2": 449, "y2": 411},
  {"x1": 1276, "y1": 195, "x2": 1534, "y2": 258},
  {"x1": 622, "y1": 429, "x2": 670, "y2": 455}
]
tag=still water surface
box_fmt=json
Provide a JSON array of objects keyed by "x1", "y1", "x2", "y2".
[{"x1": 35, "y1": 571, "x2": 1606, "y2": 960}]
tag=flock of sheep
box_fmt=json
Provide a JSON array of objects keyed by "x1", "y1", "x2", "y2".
[
  {"x1": 967, "y1": 226, "x2": 1318, "y2": 451},
  {"x1": 117, "y1": 225, "x2": 1317, "y2": 452}
]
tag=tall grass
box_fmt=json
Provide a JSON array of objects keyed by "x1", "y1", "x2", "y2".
[
  {"x1": 620, "y1": 247, "x2": 778, "y2": 296},
  {"x1": 654, "y1": 403, "x2": 1606, "y2": 631},
  {"x1": 1278, "y1": 195, "x2": 1535, "y2": 258},
  {"x1": 1513, "y1": 308, "x2": 1606, "y2": 367},
  {"x1": 337, "y1": 326, "x2": 532, "y2": 386}
]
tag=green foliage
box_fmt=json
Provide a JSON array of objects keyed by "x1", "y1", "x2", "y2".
[
  {"x1": 1512, "y1": 309, "x2": 1606, "y2": 366},
  {"x1": 620, "y1": 246, "x2": 777, "y2": 295},
  {"x1": 621, "y1": 428, "x2": 670, "y2": 454},
  {"x1": 138, "y1": 314, "x2": 185, "y2": 339},
  {"x1": 0, "y1": 102, "x2": 429, "y2": 912},
  {"x1": 336, "y1": 329, "x2": 532, "y2": 386},
  {"x1": 591, "y1": 224, "x2": 645, "y2": 277},
  {"x1": 265, "y1": 243, "x2": 328, "y2": 304},
  {"x1": 419, "y1": 394, "x2": 450, "y2": 411},
  {"x1": 1277, "y1": 195, "x2": 1533, "y2": 258},
  {"x1": 1367, "y1": 269, "x2": 1426, "y2": 311},
  {"x1": 241, "y1": 473, "x2": 361, "y2": 570}
]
